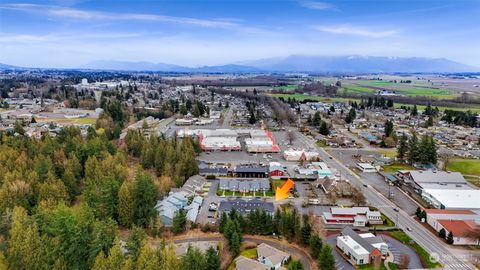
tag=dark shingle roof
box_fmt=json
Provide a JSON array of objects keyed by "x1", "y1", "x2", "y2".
[
  {"x1": 235, "y1": 165, "x2": 267, "y2": 173},
  {"x1": 218, "y1": 199, "x2": 274, "y2": 214}
]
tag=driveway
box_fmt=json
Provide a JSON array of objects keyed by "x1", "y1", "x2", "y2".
[{"x1": 197, "y1": 180, "x2": 220, "y2": 225}]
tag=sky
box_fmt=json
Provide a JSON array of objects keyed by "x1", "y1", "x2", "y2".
[{"x1": 0, "y1": 0, "x2": 479, "y2": 68}]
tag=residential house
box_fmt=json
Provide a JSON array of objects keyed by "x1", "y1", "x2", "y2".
[
  {"x1": 218, "y1": 199, "x2": 275, "y2": 215},
  {"x1": 257, "y1": 243, "x2": 290, "y2": 269},
  {"x1": 235, "y1": 256, "x2": 269, "y2": 270}
]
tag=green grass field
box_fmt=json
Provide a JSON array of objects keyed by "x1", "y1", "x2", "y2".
[
  {"x1": 382, "y1": 162, "x2": 415, "y2": 173},
  {"x1": 273, "y1": 84, "x2": 298, "y2": 91},
  {"x1": 377, "y1": 149, "x2": 398, "y2": 158},
  {"x1": 268, "y1": 93, "x2": 360, "y2": 103},
  {"x1": 446, "y1": 158, "x2": 480, "y2": 176},
  {"x1": 344, "y1": 80, "x2": 458, "y2": 99},
  {"x1": 267, "y1": 93, "x2": 480, "y2": 112},
  {"x1": 342, "y1": 85, "x2": 377, "y2": 94},
  {"x1": 37, "y1": 117, "x2": 97, "y2": 125}
]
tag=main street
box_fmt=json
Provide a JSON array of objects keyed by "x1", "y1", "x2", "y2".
[{"x1": 293, "y1": 130, "x2": 474, "y2": 269}]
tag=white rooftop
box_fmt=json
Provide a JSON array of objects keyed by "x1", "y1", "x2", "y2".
[
  {"x1": 338, "y1": 235, "x2": 370, "y2": 255},
  {"x1": 423, "y1": 189, "x2": 480, "y2": 209}
]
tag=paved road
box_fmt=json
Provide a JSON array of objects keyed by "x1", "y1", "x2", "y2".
[
  {"x1": 293, "y1": 129, "x2": 474, "y2": 269},
  {"x1": 222, "y1": 106, "x2": 234, "y2": 128},
  {"x1": 173, "y1": 235, "x2": 314, "y2": 270}
]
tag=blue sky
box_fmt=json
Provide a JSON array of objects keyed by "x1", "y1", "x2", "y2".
[{"x1": 0, "y1": 0, "x2": 479, "y2": 68}]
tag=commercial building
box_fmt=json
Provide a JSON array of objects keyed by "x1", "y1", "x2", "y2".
[
  {"x1": 283, "y1": 149, "x2": 320, "y2": 161},
  {"x1": 200, "y1": 136, "x2": 241, "y2": 151},
  {"x1": 269, "y1": 162, "x2": 287, "y2": 179},
  {"x1": 244, "y1": 130, "x2": 280, "y2": 153},
  {"x1": 296, "y1": 162, "x2": 332, "y2": 178},
  {"x1": 357, "y1": 163, "x2": 377, "y2": 173},
  {"x1": 421, "y1": 189, "x2": 480, "y2": 210},
  {"x1": 425, "y1": 209, "x2": 480, "y2": 245},
  {"x1": 323, "y1": 207, "x2": 382, "y2": 227},
  {"x1": 396, "y1": 170, "x2": 470, "y2": 191},
  {"x1": 218, "y1": 199, "x2": 275, "y2": 215},
  {"x1": 336, "y1": 227, "x2": 384, "y2": 266}
]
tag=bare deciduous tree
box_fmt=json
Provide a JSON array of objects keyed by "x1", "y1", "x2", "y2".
[{"x1": 286, "y1": 130, "x2": 296, "y2": 145}]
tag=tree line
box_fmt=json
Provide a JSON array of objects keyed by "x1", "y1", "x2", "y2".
[
  {"x1": 218, "y1": 208, "x2": 336, "y2": 270},
  {"x1": 397, "y1": 133, "x2": 437, "y2": 165}
]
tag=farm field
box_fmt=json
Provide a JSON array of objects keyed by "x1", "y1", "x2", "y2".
[
  {"x1": 341, "y1": 81, "x2": 458, "y2": 99},
  {"x1": 267, "y1": 93, "x2": 480, "y2": 112},
  {"x1": 273, "y1": 84, "x2": 298, "y2": 91}
]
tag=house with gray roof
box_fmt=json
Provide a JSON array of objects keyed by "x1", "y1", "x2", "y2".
[
  {"x1": 218, "y1": 199, "x2": 275, "y2": 215},
  {"x1": 257, "y1": 243, "x2": 290, "y2": 269},
  {"x1": 219, "y1": 179, "x2": 270, "y2": 193},
  {"x1": 155, "y1": 191, "x2": 204, "y2": 225}
]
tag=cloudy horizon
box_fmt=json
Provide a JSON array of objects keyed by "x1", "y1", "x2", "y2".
[{"x1": 1, "y1": 0, "x2": 479, "y2": 68}]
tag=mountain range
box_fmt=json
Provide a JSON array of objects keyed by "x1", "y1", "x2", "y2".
[{"x1": 1, "y1": 55, "x2": 478, "y2": 73}]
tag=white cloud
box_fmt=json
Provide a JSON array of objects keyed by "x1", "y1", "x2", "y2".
[
  {"x1": 0, "y1": 3, "x2": 240, "y2": 29},
  {"x1": 299, "y1": 1, "x2": 334, "y2": 10},
  {"x1": 314, "y1": 24, "x2": 398, "y2": 38}
]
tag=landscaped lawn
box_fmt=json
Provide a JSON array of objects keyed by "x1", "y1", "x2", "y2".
[
  {"x1": 446, "y1": 158, "x2": 480, "y2": 176},
  {"x1": 388, "y1": 231, "x2": 441, "y2": 269},
  {"x1": 227, "y1": 248, "x2": 257, "y2": 270},
  {"x1": 382, "y1": 162, "x2": 415, "y2": 173},
  {"x1": 377, "y1": 148, "x2": 397, "y2": 158},
  {"x1": 239, "y1": 248, "x2": 257, "y2": 259}
]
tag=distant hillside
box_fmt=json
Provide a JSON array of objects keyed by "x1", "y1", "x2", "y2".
[
  {"x1": 242, "y1": 55, "x2": 479, "y2": 73},
  {"x1": 0, "y1": 63, "x2": 21, "y2": 69},
  {"x1": 79, "y1": 60, "x2": 186, "y2": 72},
  {"x1": 1, "y1": 55, "x2": 478, "y2": 73}
]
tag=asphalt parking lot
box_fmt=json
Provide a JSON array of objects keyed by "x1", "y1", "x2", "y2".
[{"x1": 328, "y1": 149, "x2": 418, "y2": 215}]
